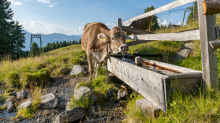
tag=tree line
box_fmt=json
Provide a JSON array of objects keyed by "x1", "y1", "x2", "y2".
[
  {"x1": 30, "y1": 39, "x2": 81, "y2": 56},
  {"x1": 0, "y1": 0, "x2": 26, "y2": 60}
]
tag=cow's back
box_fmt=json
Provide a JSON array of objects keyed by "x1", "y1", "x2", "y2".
[
  {"x1": 129, "y1": 16, "x2": 153, "y2": 31},
  {"x1": 81, "y1": 22, "x2": 97, "y2": 52}
]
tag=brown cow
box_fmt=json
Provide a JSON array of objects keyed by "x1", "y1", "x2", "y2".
[
  {"x1": 127, "y1": 16, "x2": 153, "y2": 35},
  {"x1": 81, "y1": 22, "x2": 129, "y2": 80}
]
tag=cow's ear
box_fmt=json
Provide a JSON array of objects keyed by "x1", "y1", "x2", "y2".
[{"x1": 97, "y1": 33, "x2": 110, "y2": 42}]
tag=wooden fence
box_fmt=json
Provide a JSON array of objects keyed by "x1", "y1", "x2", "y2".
[{"x1": 116, "y1": 0, "x2": 220, "y2": 90}]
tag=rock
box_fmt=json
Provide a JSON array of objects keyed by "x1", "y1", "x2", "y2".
[
  {"x1": 70, "y1": 65, "x2": 86, "y2": 76},
  {"x1": 74, "y1": 86, "x2": 98, "y2": 103},
  {"x1": 65, "y1": 102, "x2": 71, "y2": 111},
  {"x1": 172, "y1": 49, "x2": 191, "y2": 61},
  {"x1": 17, "y1": 90, "x2": 29, "y2": 99},
  {"x1": 117, "y1": 89, "x2": 128, "y2": 100},
  {"x1": 18, "y1": 99, "x2": 33, "y2": 109},
  {"x1": 172, "y1": 42, "x2": 194, "y2": 61},
  {"x1": 91, "y1": 105, "x2": 101, "y2": 112},
  {"x1": 7, "y1": 101, "x2": 15, "y2": 113},
  {"x1": 53, "y1": 106, "x2": 85, "y2": 123},
  {"x1": 0, "y1": 89, "x2": 3, "y2": 95},
  {"x1": 3, "y1": 97, "x2": 14, "y2": 106},
  {"x1": 3, "y1": 97, "x2": 15, "y2": 113},
  {"x1": 106, "y1": 87, "x2": 114, "y2": 99},
  {"x1": 40, "y1": 93, "x2": 58, "y2": 108},
  {"x1": 60, "y1": 68, "x2": 69, "y2": 75}
]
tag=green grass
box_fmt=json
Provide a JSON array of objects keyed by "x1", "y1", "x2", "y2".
[
  {"x1": 69, "y1": 67, "x2": 118, "y2": 110},
  {"x1": 0, "y1": 44, "x2": 86, "y2": 90}
]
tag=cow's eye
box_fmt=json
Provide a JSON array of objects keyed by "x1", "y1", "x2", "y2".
[{"x1": 111, "y1": 37, "x2": 115, "y2": 41}]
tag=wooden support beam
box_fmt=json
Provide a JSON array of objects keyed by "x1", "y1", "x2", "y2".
[
  {"x1": 117, "y1": 18, "x2": 122, "y2": 28},
  {"x1": 198, "y1": 0, "x2": 219, "y2": 90},
  {"x1": 126, "y1": 30, "x2": 200, "y2": 41},
  {"x1": 209, "y1": 40, "x2": 220, "y2": 50},
  {"x1": 123, "y1": 0, "x2": 196, "y2": 25},
  {"x1": 216, "y1": 26, "x2": 220, "y2": 39},
  {"x1": 122, "y1": 26, "x2": 153, "y2": 34},
  {"x1": 203, "y1": 1, "x2": 220, "y2": 15}
]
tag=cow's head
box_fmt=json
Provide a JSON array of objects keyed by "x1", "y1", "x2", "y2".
[{"x1": 97, "y1": 27, "x2": 129, "y2": 54}]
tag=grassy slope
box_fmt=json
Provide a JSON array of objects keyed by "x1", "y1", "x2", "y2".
[{"x1": 1, "y1": 17, "x2": 220, "y2": 122}]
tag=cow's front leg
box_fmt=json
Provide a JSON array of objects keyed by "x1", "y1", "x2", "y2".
[
  {"x1": 95, "y1": 61, "x2": 103, "y2": 78},
  {"x1": 87, "y1": 51, "x2": 94, "y2": 81}
]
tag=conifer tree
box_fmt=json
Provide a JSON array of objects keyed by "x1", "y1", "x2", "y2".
[
  {"x1": 56, "y1": 41, "x2": 59, "y2": 49},
  {"x1": 186, "y1": 1, "x2": 198, "y2": 24},
  {"x1": 31, "y1": 42, "x2": 39, "y2": 56},
  {"x1": 0, "y1": 0, "x2": 26, "y2": 60}
]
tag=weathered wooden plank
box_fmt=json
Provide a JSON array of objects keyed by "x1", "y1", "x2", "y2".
[
  {"x1": 126, "y1": 30, "x2": 200, "y2": 41},
  {"x1": 203, "y1": 1, "x2": 220, "y2": 15},
  {"x1": 142, "y1": 58, "x2": 201, "y2": 73},
  {"x1": 123, "y1": 0, "x2": 196, "y2": 25},
  {"x1": 122, "y1": 26, "x2": 152, "y2": 34},
  {"x1": 209, "y1": 40, "x2": 220, "y2": 50},
  {"x1": 107, "y1": 57, "x2": 168, "y2": 109},
  {"x1": 198, "y1": 0, "x2": 219, "y2": 90}
]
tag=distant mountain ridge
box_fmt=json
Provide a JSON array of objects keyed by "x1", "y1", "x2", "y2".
[{"x1": 23, "y1": 30, "x2": 82, "y2": 51}]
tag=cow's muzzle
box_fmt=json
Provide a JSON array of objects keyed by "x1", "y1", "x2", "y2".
[{"x1": 119, "y1": 44, "x2": 129, "y2": 52}]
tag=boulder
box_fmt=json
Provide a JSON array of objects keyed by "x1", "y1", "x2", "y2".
[
  {"x1": 70, "y1": 65, "x2": 86, "y2": 76},
  {"x1": 53, "y1": 106, "x2": 85, "y2": 123},
  {"x1": 117, "y1": 89, "x2": 129, "y2": 100},
  {"x1": 17, "y1": 90, "x2": 29, "y2": 99},
  {"x1": 3, "y1": 97, "x2": 15, "y2": 113},
  {"x1": 18, "y1": 99, "x2": 33, "y2": 109},
  {"x1": 60, "y1": 68, "x2": 69, "y2": 75},
  {"x1": 74, "y1": 86, "x2": 98, "y2": 103},
  {"x1": 40, "y1": 93, "x2": 58, "y2": 108}
]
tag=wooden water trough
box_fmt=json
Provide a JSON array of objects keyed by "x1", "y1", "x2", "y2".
[{"x1": 107, "y1": 56, "x2": 202, "y2": 115}]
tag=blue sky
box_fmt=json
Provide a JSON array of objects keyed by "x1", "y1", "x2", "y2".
[{"x1": 8, "y1": 0, "x2": 194, "y2": 35}]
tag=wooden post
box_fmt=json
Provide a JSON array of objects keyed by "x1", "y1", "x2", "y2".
[
  {"x1": 203, "y1": 1, "x2": 220, "y2": 15},
  {"x1": 198, "y1": 0, "x2": 219, "y2": 90},
  {"x1": 117, "y1": 18, "x2": 122, "y2": 28}
]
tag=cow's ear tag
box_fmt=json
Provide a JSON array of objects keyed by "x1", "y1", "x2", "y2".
[{"x1": 101, "y1": 38, "x2": 106, "y2": 42}]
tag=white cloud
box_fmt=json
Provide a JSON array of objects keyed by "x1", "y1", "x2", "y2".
[
  {"x1": 37, "y1": 0, "x2": 50, "y2": 3},
  {"x1": 49, "y1": 1, "x2": 58, "y2": 7},
  {"x1": 105, "y1": 23, "x2": 116, "y2": 29},
  {"x1": 176, "y1": 22, "x2": 186, "y2": 26},
  {"x1": 75, "y1": 27, "x2": 84, "y2": 31},
  {"x1": 23, "y1": 21, "x2": 83, "y2": 35},
  {"x1": 8, "y1": 0, "x2": 24, "y2": 5},
  {"x1": 158, "y1": 19, "x2": 169, "y2": 26}
]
